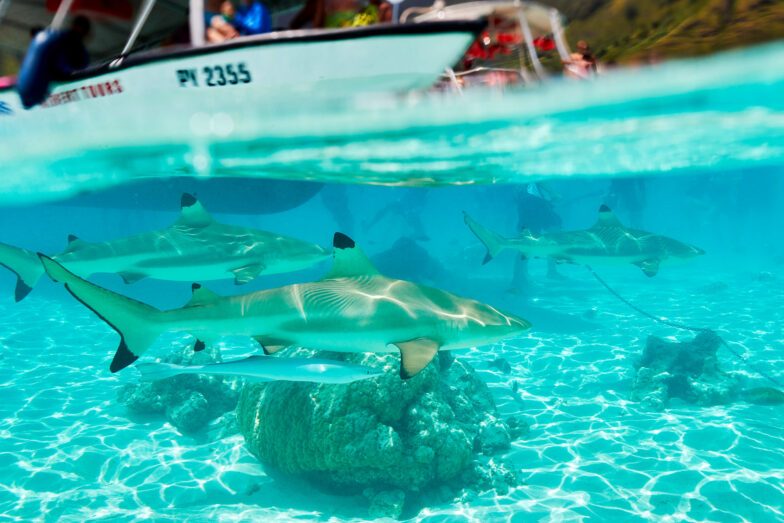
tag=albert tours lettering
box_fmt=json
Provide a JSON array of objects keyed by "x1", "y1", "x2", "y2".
[
  {"x1": 0, "y1": 101, "x2": 12, "y2": 115},
  {"x1": 177, "y1": 63, "x2": 251, "y2": 87},
  {"x1": 40, "y1": 79, "x2": 123, "y2": 108}
]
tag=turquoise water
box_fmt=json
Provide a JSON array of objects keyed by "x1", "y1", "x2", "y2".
[
  {"x1": 1, "y1": 43, "x2": 783, "y2": 522},
  {"x1": 0, "y1": 43, "x2": 783, "y2": 201}
]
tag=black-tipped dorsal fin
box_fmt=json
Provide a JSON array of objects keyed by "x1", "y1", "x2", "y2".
[
  {"x1": 63, "y1": 234, "x2": 90, "y2": 253},
  {"x1": 185, "y1": 283, "x2": 222, "y2": 307},
  {"x1": 176, "y1": 193, "x2": 214, "y2": 228},
  {"x1": 594, "y1": 205, "x2": 622, "y2": 227},
  {"x1": 321, "y1": 233, "x2": 380, "y2": 280}
]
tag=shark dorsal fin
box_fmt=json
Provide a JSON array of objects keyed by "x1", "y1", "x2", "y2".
[
  {"x1": 176, "y1": 193, "x2": 214, "y2": 228},
  {"x1": 63, "y1": 234, "x2": 89, "y2": 253},
  {"x1": 518, "y1": 227, "x2": 535, "y2": 239},
  {"x1": 321, "y1": 233, "x2": 380, "y2": 280},
  {"x1": 185, "y1": 283, "x2": 222, "y2": 307},
  {"x1": 594, "y1": 205, "x2": 623, "y2": 227}
]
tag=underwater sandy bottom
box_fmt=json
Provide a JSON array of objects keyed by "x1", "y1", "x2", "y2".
[{"x1": 0, "y1": 268, "x2": 782, "y2": 522}]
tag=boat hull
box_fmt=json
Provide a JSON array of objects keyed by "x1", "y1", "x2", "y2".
[{"x1": 0, "y1": 22, "x2": 480, "y2": 201}]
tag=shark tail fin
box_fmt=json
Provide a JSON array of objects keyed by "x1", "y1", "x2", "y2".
[
  {"x1": 136, "y1": 362, "x2": 191, "y2": 382},
  {"x1": 0, "y1": 241, "x2": 45, "y2": 301},
  {"x1": 462, "y1": 212, "x2": 507, "y2": 264},
  {"x1": 38, "y1": 255, "x2": 166, "y2": 373}
]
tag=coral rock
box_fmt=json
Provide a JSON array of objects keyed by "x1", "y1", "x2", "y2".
[
  {"x1": 365, "y1": 488, "x2": 406, "y2": 519},
  {"x1": 236, "y1": 348, "x2": 525, "y2": 511},
  {"x1": 630, "y1": 330, "x2": 741, "y2": 409},
  {"x1": 118, "y1": 345, "x2": 241, "y2": 433}
]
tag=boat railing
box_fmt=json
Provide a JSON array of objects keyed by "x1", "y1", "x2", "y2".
[
  {"x1": 405, "y1": 0, "x2": 572, "y2": 86},
  {"x1": 111, "y1": 0, "x2": 159, "y2": 67}
]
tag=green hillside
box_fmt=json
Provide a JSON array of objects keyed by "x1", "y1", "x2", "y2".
[{"x1": 546, "y1": 0, "x2": 784, "y2": 62}]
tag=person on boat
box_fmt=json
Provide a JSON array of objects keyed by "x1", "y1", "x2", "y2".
[
  {"x1": 510, "y1": 182, "x2": 565, "y2": 292},
  {"x1": 562, "y1": 40, "x2": 597, "y2": 80},
  {"x1": 289, "y1": 0, "x2": 389, "y2": 29},
  {"x1": 234, "y1": 0, "x2": 273, "y2": 35},
  {"x1": 51, "y1": 16, "x2": 91, "y2": 79},
  {"x1": 206, "y1": 0, "x2": 240, "y2": 42}
]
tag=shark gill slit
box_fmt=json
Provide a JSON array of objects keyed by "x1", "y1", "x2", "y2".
[{"x1": 585, "y1": 265, "x2": 783, "y2": 389}]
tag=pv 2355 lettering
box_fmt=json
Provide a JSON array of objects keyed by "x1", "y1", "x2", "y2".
[{"x1": 176, "y1": 63, "x2": 252, "y2": 87}]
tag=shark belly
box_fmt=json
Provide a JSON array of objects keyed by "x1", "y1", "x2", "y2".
[
  {"x1": 559, "y1": 252, "x2": 645, "y2": 266},
  {"x1": 53, "y1": 254, "x2": 129, "y2": 279},
  {"x1": 134, "y1": 262, "x2": 235, "y2": 282}
]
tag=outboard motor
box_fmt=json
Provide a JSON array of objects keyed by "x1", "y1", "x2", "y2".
[{"x1": 16, "y1": 29, "x2": 63, "y2": 109}]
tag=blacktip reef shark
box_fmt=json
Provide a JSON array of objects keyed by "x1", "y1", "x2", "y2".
[
  {"x1": 464, "y1": 205, "x2": 705, "y2": 277},
  {"x1": 39, "y1": 233, "x2": 531, "y2": 378},
  {"x1": 137, "y1": 356, "x2": 383, "y2": 384},
  {"x1": 0, "y1": 193, "x2": 330, "y2": 301}
]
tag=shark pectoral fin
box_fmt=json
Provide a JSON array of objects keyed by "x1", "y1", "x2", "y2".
[
  {"x1": 635, "y1": 259, "x2": 660, "y2": 277},
  {"x1": 185, "y1": 283, "x2": 222, "y2": 307},
  {"x1": 232, "y1": 264, "x2": 265, "y2": 285},
  {"x1": 253, "y1": 336, "x2": 290, "y2": 355},
  {"x1": 118, "y1": 271, "x2": 146, "y2": 284},
  {"x1": 14, "y1": 278, "x2": 33, "y2": 302},
  {"x1": 394, "y1": 338, "x2": 440, "y2": 379}
]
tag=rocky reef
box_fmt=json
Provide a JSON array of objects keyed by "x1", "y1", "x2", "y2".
[
  {"x1": 236, "y1": 349, "x2": 527, "y2": 519},
  {"x1": 630, "y1": 330, "x2": 741, "y2": 410},
  {"x1": 118, "y1": 345, "x2": 241, "y2": 435}
]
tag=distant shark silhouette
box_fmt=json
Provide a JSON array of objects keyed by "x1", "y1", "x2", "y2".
[
  {"x1": 464, "y1": 205, "x2": 704, "y2": 277},
  {"x1": 39, "y1": 233, "x2": 530, "y2": 378},
  {"x1": 0, "y1": 193, "x2": 330, "y2": 301}
]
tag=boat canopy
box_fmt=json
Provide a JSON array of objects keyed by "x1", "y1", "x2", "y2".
[{"x1": 407, "y1": 0, "x2": 559, "y2": 38}]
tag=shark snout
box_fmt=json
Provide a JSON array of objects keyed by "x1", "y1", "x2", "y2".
[{"x1": 503, "y1": 314, "x2": 532, "y2": 337}]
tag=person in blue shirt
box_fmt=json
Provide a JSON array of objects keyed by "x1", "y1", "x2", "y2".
[{"x1": 234, "y1": 0, "x2": 272, "y2": 35}]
